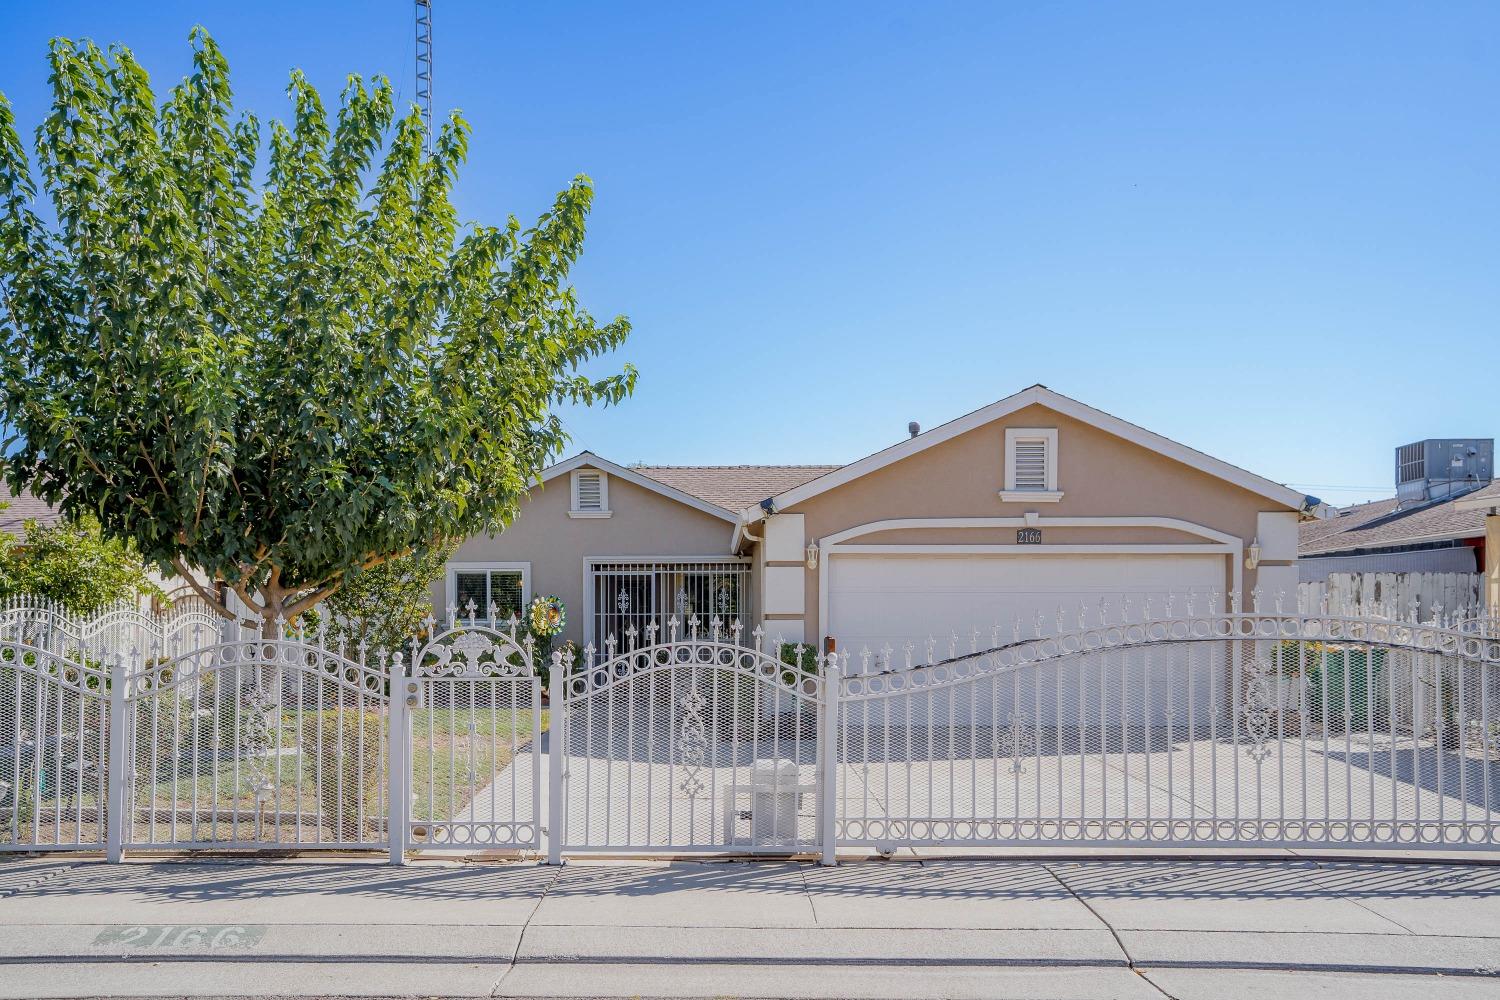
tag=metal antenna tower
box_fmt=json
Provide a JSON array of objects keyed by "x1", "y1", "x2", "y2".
[{"x1": 415, "y1": 0, "x2": 434, "y2": 149}]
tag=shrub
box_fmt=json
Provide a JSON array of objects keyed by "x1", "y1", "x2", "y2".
[{"x1": 299, "y1": 711, "x2": 384, "y2": 840}]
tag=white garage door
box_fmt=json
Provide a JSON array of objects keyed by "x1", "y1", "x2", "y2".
[{"x1": 827, "y1": 552, "x2": 1225, "y2": 659}]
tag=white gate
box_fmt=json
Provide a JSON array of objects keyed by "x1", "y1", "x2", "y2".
[
  {"x1": 398, "y1": 618, "x2": 543, "y2": 853},
  {"x1": 552, "y1": 618, "x2": 833, "y2": 858},
  {"x1": 0, "y1": 638, "x2": 114, "y2": 852},
  {"x1": 123, "y1": 630, "x2": 392, "y2": 851},
  {"x1": 837, "y1": 608, "x2": 1500, "y2": 850}
]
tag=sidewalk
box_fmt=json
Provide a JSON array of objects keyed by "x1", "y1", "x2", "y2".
[{"x1": 1, "y1": 854, "x2": 1499, "y2": 999}]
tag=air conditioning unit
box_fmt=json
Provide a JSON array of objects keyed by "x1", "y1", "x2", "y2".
[{"x1": 1394, "y1": 439, "x2": 1493, "y2": 505}]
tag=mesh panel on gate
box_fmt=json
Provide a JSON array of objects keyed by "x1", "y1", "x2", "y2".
[
  {"x1": 561, "y1": 640, "x2": 822, "y2": 852},
  {"x1": 0, "y1": 643, "x2": 110, "y2": 848},
  {"x1": 837, "y1": 618, "x2": 1500, "y2": 847}
]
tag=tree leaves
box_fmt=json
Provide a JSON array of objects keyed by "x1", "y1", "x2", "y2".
[
  {"x1": 0, "y1": 29, "x2": 634, "y2": 623},
  {"x1": 0, "y1": 509, "x2": 164, "y2": 615}
]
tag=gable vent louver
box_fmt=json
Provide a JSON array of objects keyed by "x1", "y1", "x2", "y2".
[
  {"x1": 1013, "y1": 440, "x2": 1048, "y2": 491},
  {"x1": 575, "y1": 472, "x2": 605, "y2": 511}
]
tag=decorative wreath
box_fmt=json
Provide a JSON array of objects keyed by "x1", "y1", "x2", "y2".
[{"x1": 528, "y1": 594, "x2": 566, "y2": 638}]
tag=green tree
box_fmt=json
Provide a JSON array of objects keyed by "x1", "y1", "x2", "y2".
[
  {"x1": 0, "y1": 29, "x2": 633, "y2": 631},
  {"x1": 0, "y1": 508, "x2": 163, "y2": 614},
  {"x1": 308, "y1": 543, "x2": 455, "y2": 655}
]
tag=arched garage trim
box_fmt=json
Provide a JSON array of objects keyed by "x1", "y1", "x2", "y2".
[{"x1": 815, "y1": 516, "x2": 1245, "y2": 647}]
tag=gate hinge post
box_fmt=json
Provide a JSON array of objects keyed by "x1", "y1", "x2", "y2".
[
  {"x1": 546, "y1": 650, "x2": 565, "y2": 865},
  {"x1": 105, "y1": 652, "x2": 129, "y2": 863},
  {"x1": 388, "y1": 651, "x2": 410, "y2": 866},
  {"x1": 818, "y1": 653, "x2": 842, "y2": 866}
]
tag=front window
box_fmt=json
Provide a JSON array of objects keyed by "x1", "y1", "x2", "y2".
[
  {"x1": 589, "y1": 560, "x2": 749, "y2": 647},
  {"x1": 448, "y1": 563, "x2": 528, "y2": 621}
]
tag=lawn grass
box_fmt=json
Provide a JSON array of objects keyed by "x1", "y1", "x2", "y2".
[
  {"x1": 410, "y1": 705, "x2": 550, "y2": 821},
  {"x1": 109, "y1": 705, "x2": 548, "y2": 832}
]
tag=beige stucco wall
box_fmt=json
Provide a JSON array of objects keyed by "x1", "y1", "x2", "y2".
[
  {"x1": 777, "y1": 402, "x2": 1301, "y2": 641},
  {"x1": 431, "y1": 466, "x2": 736, "y2": 647}
]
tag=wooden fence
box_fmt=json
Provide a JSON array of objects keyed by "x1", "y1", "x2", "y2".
[{"x1": 1298, "y1": 570, "x2": 1484, "y2": 623}]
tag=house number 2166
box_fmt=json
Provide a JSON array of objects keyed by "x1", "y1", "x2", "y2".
[
  {"x1": 1016, "y1": 528, "x2": 1042, "y2": 544},
  {"x1": 93, "y1": 924, "x2": 265, "y2": 948}
]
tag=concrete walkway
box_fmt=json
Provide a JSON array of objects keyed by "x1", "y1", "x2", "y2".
[{"x1": 1, "y1": 854, "x2": 1499, "y2": 999}]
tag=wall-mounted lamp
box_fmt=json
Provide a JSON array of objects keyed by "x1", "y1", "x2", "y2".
[
  {"x1": 1245, "y1": 536, "x2": 1261, "y2": 570},
  {"x1": 806, "y1": 541, "x2": 819, "y2": 570}
]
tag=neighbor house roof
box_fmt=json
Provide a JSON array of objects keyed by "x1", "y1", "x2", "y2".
[
  {"x1": 0, "y1": 480, "x2": 62, "y2": 538},
  {"x1": 743, "y1": 384, "x2": 1322, "y2": 523},
  {"x1": 1298, "y1": 480, "x2": 1500, "y2": 556},
  {"x1": 633, "y1": 465, "x2": 842, "y2": 514}
]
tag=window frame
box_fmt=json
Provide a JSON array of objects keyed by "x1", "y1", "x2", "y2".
[
  {"x1": 582, "y1": 556, "x2": 752, "y2": 648},
  {"x1": 445, "y1": 561, "x2": 532, "y2": 621},
  {"x1": 569, "y1": 469, "x2": 612, "y2": 518},
  {"x1": 1000, "y1": 427, "x2": 1063, "y2": 502}
]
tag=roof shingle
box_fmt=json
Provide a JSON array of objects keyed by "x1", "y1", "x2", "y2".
[
  {"x1": 1299, "y1": 481, "x2": 1498, "y2": 556},
  {"x1": 0, "y1": 480, "x2": 62, "y2": 538},
  {"x1": 632, "y1": 465, "x2": 841, "y2": 514}
]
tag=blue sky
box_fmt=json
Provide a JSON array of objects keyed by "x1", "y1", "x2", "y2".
[{"x1": 4, "y1": 2, "x2": 1497, "y2": 505}]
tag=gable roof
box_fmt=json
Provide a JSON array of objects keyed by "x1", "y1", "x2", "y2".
[
  {"x1": 743, "y1": 384, "x2": 1321, "y2": 522},
  {"x1": 537, "y1": 453, "x2": 837, "y2": 523},
  {"x1": 0, "y1": 480, "x2": 62, "y2": 538},
  {"x1": 539, "y1": 452, "x2": 739, "y2": 522},
  {"x1": 1300, "y1": 480, "x2": 1499, "y2": 556},
  {"x1": 633, "y1": 465, "x2": 841, "y2": 514}
]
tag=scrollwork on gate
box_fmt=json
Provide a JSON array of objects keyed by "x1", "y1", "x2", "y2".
[
  {"x1": 410, "y1": 619, "x2": 535, "y2": 679},
  {"x1": 677, "y1": 683, "x2": 709, "y2": 799},
  {"x1": 1242, "y1": 654, "x2": 1276, "y2": 763}
]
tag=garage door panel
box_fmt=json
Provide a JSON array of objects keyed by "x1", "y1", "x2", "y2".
[{"x1": 827, "y1": 553, "x2": 1224, "y2": 656}]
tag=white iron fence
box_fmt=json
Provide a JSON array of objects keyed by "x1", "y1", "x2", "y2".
[
  {"x1": 124, "y1": 627, "x2": 393, "y2": 851},
  {"x1": 3, "y1": 603, "x2": 1499, "y2": 861},
  {"x1": 549, "y1": 618, "x2": 829, "y2": 859},
  {"x1": 836, "y1": 610, "x2": 1500, "y2": 850},
  {"x1": 399, "y1": 618, "x2": 543, "y2": 854}
]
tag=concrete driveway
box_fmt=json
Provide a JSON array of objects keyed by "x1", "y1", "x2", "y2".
[{"x1": 0, "y1": 854, "x2": 1498, "y2": 999}]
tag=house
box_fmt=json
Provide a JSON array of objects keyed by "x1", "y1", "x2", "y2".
[
  {"x1": 0, "y1": 480, "x2": 63, "y2": 538},
  {"x1": 1298, "y1": 438, "x2": 1496, "y2": 583},
  {"x1": 435, "y1": 385, "x2": 1325, "y2": 653}
]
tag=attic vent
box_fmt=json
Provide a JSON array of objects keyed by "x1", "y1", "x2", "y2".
[
  {"x1": 570, "y1": 470, "x2": 611, "y2": 517},
  {"x1": 1012, "y1": 440, "x2": 1048, "y2": 491},
  {"x1": 1001, "y1": 428, "x2": 1062, "y2": 502}
]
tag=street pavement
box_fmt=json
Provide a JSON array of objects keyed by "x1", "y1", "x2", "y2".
[{"x1": 0, "y1": 853, "x2": 1498, "y2": 999}]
